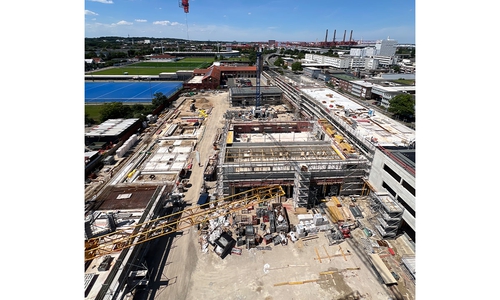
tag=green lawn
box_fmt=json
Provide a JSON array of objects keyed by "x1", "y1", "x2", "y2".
[
  {"x1": 393, "y1": 79, "x2": 415, "y2": 85},
  {"x1": 90, "y1": 57, "x2": 214, "y2": 75},
  {"x1": 85, "y1": 104, "x2": 106, "y2": 121}
]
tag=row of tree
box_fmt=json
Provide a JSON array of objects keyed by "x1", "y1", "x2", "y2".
[
  {"x1": 85, "y1": 93, "x2": 168, "y2": 125},
  {"x1": 388, "y1": 93, "x2": 415, "y2": 122}
]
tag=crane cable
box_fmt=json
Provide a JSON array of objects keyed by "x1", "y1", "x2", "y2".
[{"x1": 185, "y1": 12, "x2": 190, "y2": 41}]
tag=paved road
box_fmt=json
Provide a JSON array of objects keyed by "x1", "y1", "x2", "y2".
[{"x1": 136, "y1": 92, "x2": 231, "y2": 300}]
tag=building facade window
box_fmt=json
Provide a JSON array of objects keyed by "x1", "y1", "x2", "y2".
[
  {"x1": 397, "y1": 195, "x2": 415, "y2": 217},
  {"x1": 382, "y1": 181, "x2": 396, "y2": 197},
  {"x1": 383, "y1": 164, "x2": 401, "y2": 182},
  {"x1": 402, "y1": 180, "x2": 415, "y2": 196}
]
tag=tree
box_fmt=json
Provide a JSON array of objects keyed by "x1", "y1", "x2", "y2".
[
  {"x1": 274, "y1": 56, "x2": 284, "y2": 67},
  {"x1": 99, "y1": 102, "x2": 132, "y2": 122},
  {"x1": 152, "y1": 92, "x2": 168, "y2": 108},
  {"x1": 388, "y1": 93, "x2": 415, "y2": 120},
  {"x1": 131, "y1": 103, "x2": 145, "y2": 111},
  {"x1": 85, "y1": 113, "x2": 97, "y2": 126},
  {"x1": 248, "y1": 50, "x2": 257, "y2": 66},
  {"x1": 85, "y1": 51, "x2": 97, "y2": 59},
  {"x1": 291, "y1": 61, "x2": 302, "y2": 72}
]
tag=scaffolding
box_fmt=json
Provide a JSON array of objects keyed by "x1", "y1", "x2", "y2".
[
  {"x1": 368, "y1": 192, "x2": 405, "y2": 238},
  {"x1": 216, "y1": 120, "x2": 370, "y2": 207}
]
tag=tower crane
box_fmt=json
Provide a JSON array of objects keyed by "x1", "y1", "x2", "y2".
[
  {"x1": 84, "y1": 185, "x2": 285, "y2": 261},
  {"x1": 253, "y1": 47, "x2": 263, "y2": 117},
  {"x1": 179, "y1": 0, "x2": 189, "y2": 13},
  {"x1": 179, "y1": 0, "x2": 190, "y2": 41}
]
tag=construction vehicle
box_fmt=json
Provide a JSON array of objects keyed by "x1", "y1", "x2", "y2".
[
  {"x1": 199, "y1": 109, "x2": 208, "y2": 118},
  {"x1": 84, "y1": 185, "x2": 285, "y2": 261},
  {"x1": 339, "y1": 223, "x2": 353, "y2": 238}
]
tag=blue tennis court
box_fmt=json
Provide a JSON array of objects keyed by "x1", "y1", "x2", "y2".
[{"x1": 85, "y1": 82, "x2": 184, "y2": 103}]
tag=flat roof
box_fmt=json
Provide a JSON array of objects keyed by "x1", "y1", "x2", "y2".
[
  {"x1": 331, "y1": 74, "x2": 359, "y2": 81},
  {"x1": 300, "y1": 87, "x2": 415, "y2": 147},
  {"x1": 93, "y1": 185, "x2": 160, "y2": 211},
  {"x1": 351, "y1": 80, "x2": 375, "y2": 87},
  {"x1": 301, "y1": 88, "x2": 365, "y2": 111},
  {"x1": 86, "y1": 119, "x2": 139, "y2": 137},
  {"x1": 187, "y1": 75, "x2": 204, "y2": 84}
]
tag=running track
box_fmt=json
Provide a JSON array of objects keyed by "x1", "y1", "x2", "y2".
[{"x1": 85, "y1": 82, "x2": 183, "y2": 103}]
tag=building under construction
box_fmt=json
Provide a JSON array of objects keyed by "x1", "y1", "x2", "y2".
[
  {"x1": 228, "y1": 86, "x2": 283, "y2": 107},
  {"x1": 215, "y1": 118, "x2": 370, "y2": 208}
]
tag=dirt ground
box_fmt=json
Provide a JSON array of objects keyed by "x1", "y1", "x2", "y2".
[{"x1": 138, "y1": 91, "x2": 415, "y2": 300}]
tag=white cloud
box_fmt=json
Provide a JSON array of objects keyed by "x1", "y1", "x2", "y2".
[
  {"x1": 135, "y1": 19, "x2": 147, "y2": 23},
  {"x1": 113, "y1": 20, "x2": 133, "y2": 26},
  {"x1": 89, "y1": 0, "x2": 113, "y2": 4},
  {"x1": 85, "y1": 10, "x2": 98, "y2": 16},
  {"x1": 153, "y1": 21, "x2": 170, "y2": 26},
  {"x1": 153, "y1": 21, "x2": 181, "y2": 26}
]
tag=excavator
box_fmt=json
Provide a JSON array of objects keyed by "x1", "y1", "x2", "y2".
[{"x1": 84, "y1": 185, "x2": 285, "y2": 261}]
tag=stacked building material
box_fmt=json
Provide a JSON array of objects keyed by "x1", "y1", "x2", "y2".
[
  {"x1": 331, "y1": 196, "x2": 342, "y2": 207},
  {"x1": 325, "y1": 201, "x2": 344, "y2": 222},
  {"x1": 341, "y1": 206, "x2": 355, "y2": 221},
  {"x1": 349, "y1": 205, "x2": 364, "y2": 219}
]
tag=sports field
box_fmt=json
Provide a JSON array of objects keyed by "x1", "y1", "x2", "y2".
[
  {"x1": 85, "y1": 81, "x2": 183, "y2": 103},
  {"x1": 90, "y1": 57, "x2": 213, "y2": 75}
]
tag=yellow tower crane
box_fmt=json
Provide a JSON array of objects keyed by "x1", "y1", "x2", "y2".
[{"x1": 84, "y1": 185, "x2": 285, "y2": 261}]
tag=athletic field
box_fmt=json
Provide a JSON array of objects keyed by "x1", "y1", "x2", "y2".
[
  {"x1": 85, "y1": 81, "x2": 183, "y2": 103},
  {"x1": 90, "y1": 57, "x2": 213, "y2": 75}
]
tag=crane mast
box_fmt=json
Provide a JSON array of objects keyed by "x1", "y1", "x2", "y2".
[{"x1": 254, "y1": 48, "x2": 262, "y2": 117}]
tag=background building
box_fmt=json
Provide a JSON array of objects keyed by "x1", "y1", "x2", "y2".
[
  {"x1": 229, "y1": 86, "x2": 283, "y2": 106},
  {"x1": 375, "y1": 38, "x2": 398, "y2": 56},
  {"x1": 85, "y1": 118, "x2": 141, "y2": 145}
]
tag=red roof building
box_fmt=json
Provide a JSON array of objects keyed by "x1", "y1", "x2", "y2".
[{"x1": 184, "y1": 65, "x2": 257, "y2": 90}]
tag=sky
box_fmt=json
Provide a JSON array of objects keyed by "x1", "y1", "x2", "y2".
[{"x1": 85, "y1": 0, "x2": 415, "y2": 44}]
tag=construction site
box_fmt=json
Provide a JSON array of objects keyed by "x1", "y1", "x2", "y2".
[{"x1": 84, "y1": 51, "x2": 415, "y2": 300}]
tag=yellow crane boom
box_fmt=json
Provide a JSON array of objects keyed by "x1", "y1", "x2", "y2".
[{"x1": 85, "y1": 185, "x2": 285, "y2": 261}]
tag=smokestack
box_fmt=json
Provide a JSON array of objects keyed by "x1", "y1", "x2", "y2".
[
  {"x1": 325, "y1": 29, "x2": 328, "y2": 44},
  {"x1": 349, "y1": 30, "x2": 353, "y2": 42},
  {"x1": 343, "y1": 30, "x2": 346, "y2": 43},
  {"x1": 333, "y1": 29, "x2": 336, "y2": 44}
]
